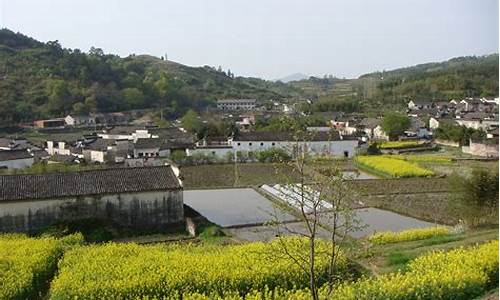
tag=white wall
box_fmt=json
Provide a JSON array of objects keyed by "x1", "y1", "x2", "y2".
[
  {"x1": 0, "y1": 157, "x2": 34, "y2": 169},
  {"x1": 231, "y1": 140, "x2": 358, "y2": 158}
]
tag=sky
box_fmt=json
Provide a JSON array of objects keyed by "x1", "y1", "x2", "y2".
[{"x1": 0, "y1": 0, "x2": 498, "y2": 80}]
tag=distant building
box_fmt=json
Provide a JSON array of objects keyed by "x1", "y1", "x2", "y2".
[
  {"x1": 0, "y1": 150, "x2": 34, "y2": 169},
  {"x1": 33, "y1": 118, "x2": 66, "y2": 129},
  {"x1": 217, "y1": 99, "x2": 257, "y2": 111},
  {"x1": 408, "y1": 100, "x2": 433, "y2": 110},
  {"x1": 231, "y1": 131, "x2": 358, "y2": 158},
  {"x1": 65, "y1": 115, "x2": 96, "y2": 126},
  {"x1": 0, "y1": 166, "x2": 184, "y2": 232},
  {"x1": 133, "y1": 138, "x2": 170, "y2": 158}
]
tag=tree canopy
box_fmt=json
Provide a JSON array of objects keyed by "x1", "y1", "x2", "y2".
[{"x1": 381, "y1": 113, "x2": 411, "y2": 140}]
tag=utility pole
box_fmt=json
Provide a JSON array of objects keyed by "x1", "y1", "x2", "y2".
[{"x1": 233, "y1": 149, "x2": 239, "y2": 187}]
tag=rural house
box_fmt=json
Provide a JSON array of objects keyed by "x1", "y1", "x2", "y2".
[
  {"x1": 0, "y1": 150, "x2": 34, "y2": 169},
  {"x1": 0, "y1": 166, "x2": 184, "y2": 232},
  {"x1": 231, "y1": 131, "x2": 358, "y2": 158},
  {"x1": 217, "y1": 99, "x2": 257, "y2": 111},
  {"x1": 65, "y1": 115, "x2": 96, "y2": 126}
]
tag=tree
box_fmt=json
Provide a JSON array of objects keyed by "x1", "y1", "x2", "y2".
[
  {"x1": 268, "y1": 132, "x2": 363, "y2": 300},
  {"x1": 381, "y1": 112, "x2": 410, "y2": 140},
  {"x1": 180, "y1": 109, "x2": 203, "y2": 135},
  {"x1": 448, "y1": 169, "x2": 499, "y2": 227},
  {"x1": 121, "y1": 88, "x2": 145, "y2": 109}
]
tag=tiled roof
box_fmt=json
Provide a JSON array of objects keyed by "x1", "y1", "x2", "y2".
[
  {"x1": 233, "y1": 131, "x2": 355, "y2": 142},
  {"x1": 0, "y1": 150, "x2": 33, "y2": 161},
  {"x1": 134, "y1": 138, "x2": 164, "y2": 149},
  {"x1": 0, "y1": 166, "x2": 181, "y2": 201}
]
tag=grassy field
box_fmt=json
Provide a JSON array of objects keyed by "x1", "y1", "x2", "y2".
[{"x1": 356, "y1": 227, "x2": 498, "y2": 275}]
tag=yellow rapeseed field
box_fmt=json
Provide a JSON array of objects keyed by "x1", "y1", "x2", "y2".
[
  {"x1": 166, "y1": 240, "x2": 499, "y2": 300},
  {"x1": 378, "y1": 141, "x2": 422, "y2": 149},
  {"x1": 368, "y1": 226, "x2": 452, "y2": 245},
  {"x1": 49, "y1": 237, "x2": 349, "y2": 299},
  {"x1": 355, "y1": 155, "x2": 434, "y2": 177},
  {"x1": 0, "y1": 233, "x2": 83, "y2": 300}
]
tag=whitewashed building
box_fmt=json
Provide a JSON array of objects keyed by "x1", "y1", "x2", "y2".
[
  {"x1": 231, "y1": 131, "x2": 358, "y2": 158},
  {"x1": 65, "y1": 115, "x2": 96, "y2": 126},
  {"x1": 0, "y1": 150, "x2": 34, "y2": 169},
  {"x1": 217, "y1": 99, "x2": 257, "y2": 111}
]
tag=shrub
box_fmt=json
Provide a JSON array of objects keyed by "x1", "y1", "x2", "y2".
[
  {"x1": 368, "y1": 226, "x2": 452, "y2": 245},
  {"x1": 257, "y1": 148, "x2": 291, "y2": 163}
]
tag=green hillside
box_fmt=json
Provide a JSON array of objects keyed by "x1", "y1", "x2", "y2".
[{"x1": 0, "y1": 29, "x2": 300, "y2": 126}]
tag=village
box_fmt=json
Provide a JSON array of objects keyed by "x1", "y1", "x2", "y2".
[
  {"x1": 0, "y1": 2, "x2": 498, "y2": 297},
  {"x1": 0, "y1": 97, "x2": 498, "y2": 171}
]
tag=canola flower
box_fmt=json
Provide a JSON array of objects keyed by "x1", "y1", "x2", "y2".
[
  {"x1": 0, "y1": 233, "x2": 83, "y2": 300},
  {"x1": 391, "y1": 155, "x2": 453, "y2": 164},
  {"x1": 355, "y1": 155, "x2": 434, "y2": 178},
  {"x1": 158, "y1": 240, "x2": 499, "y2": 300},
  {"x1": 368, "y1": 226, "x2": 452, "y2": 245},
  {"x1": 49, "y1": 237, "x2": 349, "y2": 299},
  {"x1": 378, "y1": 141, "x2": 422, "y2": 149},
  {"x1": 330, "y1": 240, "x2": 498, "y2": 300}
]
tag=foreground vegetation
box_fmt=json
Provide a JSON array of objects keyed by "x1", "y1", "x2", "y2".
[
  {"x1": 0, "y1": 233, "x2": 83, "y2": 299},
  {"x1": 368, "y1": 226, "x2": 452, "y2": 245},
  {"x1": 0, "y1": 226, "x2": 497, "y2": 300},
  {"x1": 50, "y1": 238, "x2": 349, "y2": 299}
]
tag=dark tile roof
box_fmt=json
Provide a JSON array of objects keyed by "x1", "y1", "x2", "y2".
[
  {"x1": 48, "y1": 154, "x2": 76, "y2": 163},
  {"x1": 85, "y1": 138, "x2": 115, "y2": 151},
  {"x1": 134, "y1": 138, "x2": 164, "y2": 149},
  {"x1": 0, "y1": 166, "x2": 181, "y2": 201},
  {"x1": 359, "y1": 118, "x2": 382, "y2": 129},
  {"x1": 0, "y1": 150, "x2": 33, "y2": 161},
  {"x1": 233, "y1": 131, "x2": 355, "y2": 142}
]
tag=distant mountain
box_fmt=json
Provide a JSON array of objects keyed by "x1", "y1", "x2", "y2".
[{"x1": 276, "y1": 73, "x2": 310, "y2": 83}]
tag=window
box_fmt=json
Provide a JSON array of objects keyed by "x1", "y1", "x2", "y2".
[
  {"x1": 271, "y1": 142, "x2": 275, "y2": 146},
  {"x1": 249, "y1": 143, "x2": 252, "y2": 146},
  {"x1": 260, "y1": 142, "x2": 264, "y2": 146}
]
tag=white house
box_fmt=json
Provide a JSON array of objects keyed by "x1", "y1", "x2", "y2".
[
  {"x1": 65, "y1": 115, "x2": 96, "y2": 126},
  {"x1": 98, "y1": 127, "x2": 155, "y2": 141},
  {"x1": 133, "y1": 138, "x2": 170, "y2": 158},
  {"x1": 46, "y1": 141, "x2": 72, "y2": 156},
  {"x1": 455, "y1": 113, "x2": 499, "y2": 131},
  {"x1": 0, "y1": 150, "x2": 34, "y2": 169},
  {"x1": 231, "y1": 131, "x2": 358, "y2": 158},
  {"x1": 217, "y1": 99, "x2": 257, "y2": 111}
]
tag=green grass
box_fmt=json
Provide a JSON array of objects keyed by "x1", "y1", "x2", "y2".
[
  {"x1": 356, "y1": 227, "x2": 498, "y2": 274},
  {"x1": 387, "y1": 251, "x2": 417, "y2": 267}
]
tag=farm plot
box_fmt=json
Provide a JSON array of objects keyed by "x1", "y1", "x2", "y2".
[
  {"x1": 355, "y1": 155, "x2": 434, "y2": 178},
  {"x1": 49, "y1": 237, "x2": 351, "y2": 299},
  {"x1": 0, "y1": 233, "x2": 83, "y2": 300}
]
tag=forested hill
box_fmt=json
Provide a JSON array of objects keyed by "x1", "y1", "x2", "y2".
[
  {"x1": 286, "y1": 54, "x2": 498, "y2": 112},
  {"x1": 0, "y1": 29, "x2": 301, "y2": 126},
  {"x1": 357, "y1": 54, "x2": 499, "y2": 103},
  {"x1": 0, "y1": 28, "x2": 498, "y2": 126}
]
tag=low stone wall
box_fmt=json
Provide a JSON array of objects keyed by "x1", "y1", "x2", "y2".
[
  {"x1": 435, "y1": 139, "x2": 460, "y2": 147},
  {"x1": 462, "y1": 142, "x2": 499, "y2": 158},
  {"x1": 0, "y1": 190, "x2": 184, "y2": 232}
]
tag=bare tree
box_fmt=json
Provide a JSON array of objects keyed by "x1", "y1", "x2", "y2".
[{"x1": 264, "y1": 130, "x2": 364, "y2": 300}]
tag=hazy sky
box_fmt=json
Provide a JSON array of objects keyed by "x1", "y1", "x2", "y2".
[{"x1": 0, "y1": 0, "x2": 498, "y2": 79}]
